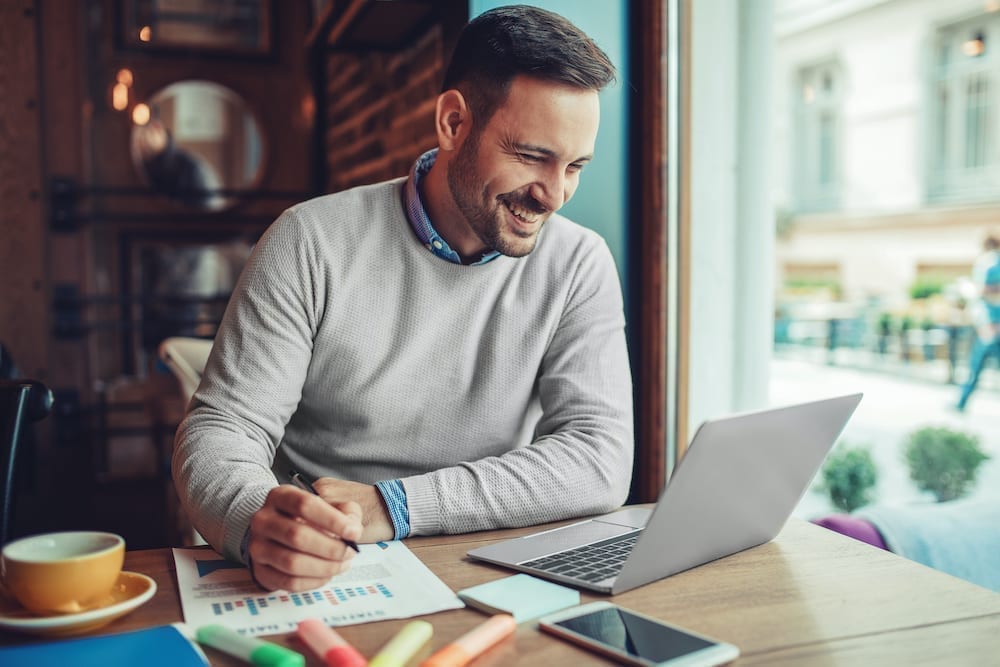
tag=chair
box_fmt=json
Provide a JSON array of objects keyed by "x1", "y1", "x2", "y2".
[
  {"x1": 0, "y1": 379, "x2": 54, "y2": 545},
  {"x1": 157, "y1": 338, "x2": 212, "y2": 546},
  {"x1": 158, "y1": 337, "x2": 213, "y2": 403}
]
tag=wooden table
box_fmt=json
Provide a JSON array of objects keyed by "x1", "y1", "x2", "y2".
[{"x1": 3, "y1": 518, "x2": 999, "y2": 665}]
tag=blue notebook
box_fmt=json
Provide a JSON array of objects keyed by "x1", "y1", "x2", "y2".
[
  {"x1": 0, "y1": 624, "x2": 209, "y2": 667},
  {"x1": 457, "y1": 573, "x2": 580, "y2": 623}
]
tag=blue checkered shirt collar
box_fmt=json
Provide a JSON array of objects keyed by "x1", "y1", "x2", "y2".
[{"x1": 404, "y1": 149, "x2": 501, "y2": 266}]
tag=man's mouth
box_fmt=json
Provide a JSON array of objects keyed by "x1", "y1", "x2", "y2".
[
  {"x1": 501, "y1": 195, "x2": 547, "y2": 229},
  {"x1": 505, "y1": 201, "x2": 541, "y2": 225}
]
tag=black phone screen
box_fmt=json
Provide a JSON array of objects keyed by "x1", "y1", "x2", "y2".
[{"x1": 554, "y1": 607, "x2": 715, "y2": 662}]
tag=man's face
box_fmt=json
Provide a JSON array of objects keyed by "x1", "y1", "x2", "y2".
[{"x1": 447, "y1": 76, "x2": 600, "y2": 258}]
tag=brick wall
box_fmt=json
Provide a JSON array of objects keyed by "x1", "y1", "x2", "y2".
[{"x1": 324, "y1": 25, "x2": 445, "y2": 192}]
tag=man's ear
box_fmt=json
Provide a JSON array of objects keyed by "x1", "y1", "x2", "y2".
[{"x1": 435, "y1": 89, "x2": 471, "y2": 152}]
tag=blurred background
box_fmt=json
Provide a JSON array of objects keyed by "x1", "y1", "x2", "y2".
[
  {"x1": 1, "y1": 0, "x2": 997, "y2": 551},
  {"x1": 770, "y1": 0, "x2": 1000, "y2": 519}
]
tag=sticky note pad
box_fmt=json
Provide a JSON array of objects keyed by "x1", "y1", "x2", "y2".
[{"x1": 457, "y1": 574, "x2": 580, "y2": 623}]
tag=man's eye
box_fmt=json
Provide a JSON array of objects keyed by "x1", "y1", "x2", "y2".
[
  {"x1": 568, "y1": 163, "x2": 585, "y2": 173},
  {"x1": 519, "y1": 153, "x2": 542, "y2": 162}
]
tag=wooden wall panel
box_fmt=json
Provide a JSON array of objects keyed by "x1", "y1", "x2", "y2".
[
  {"x1": 41, "y1": 1, "x2": 90, "y2": 395},
  {"x1": 321, "y1": 0, "x2": 467, "y2": 193},
  {"x1": 0, "y1": 3, "x2": 318, "y2": 548},
  {"x1": 324, "y1": 26, "x2": 444, "y2": 192},
  {"x1": 0, "y1": 2, "x2": 48, "y2": 380}
]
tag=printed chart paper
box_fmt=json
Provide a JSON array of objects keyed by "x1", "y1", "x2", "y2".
[{"x1": 173, "y1": 542, "x2": 463, "y2": 636}]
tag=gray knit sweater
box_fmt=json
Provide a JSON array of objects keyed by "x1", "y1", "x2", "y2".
[{"x1": 172, "y1": 178, "x2": 634, "y2": 562}]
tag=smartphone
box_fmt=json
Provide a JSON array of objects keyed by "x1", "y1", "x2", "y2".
[{"x1": 538, "y1": 602, "x2": 739, "y2": 667}]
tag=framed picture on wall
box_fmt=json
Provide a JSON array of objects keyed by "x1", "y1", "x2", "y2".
[{"x1": 120, "y1": 0, "x2": 273, "y2": 56}]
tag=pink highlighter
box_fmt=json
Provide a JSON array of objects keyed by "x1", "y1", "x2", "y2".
[{"x1": 297, "y1": 618, "x2": 368, "y2": 667}]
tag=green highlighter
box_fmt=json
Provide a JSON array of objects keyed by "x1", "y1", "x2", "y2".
[{"x1": 197, "y1": 624, "x2": 306, "y2": 667}]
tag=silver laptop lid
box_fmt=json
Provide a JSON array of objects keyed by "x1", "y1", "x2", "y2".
[
  {"x1": 613, "y1": 392, "x2": 862, "y2": 593},
  {"x1": 467, "y1": 394, "x2": 862, "y2": 595}
]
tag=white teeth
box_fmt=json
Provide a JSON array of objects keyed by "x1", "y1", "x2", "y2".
[{"x1": 506, "y1": 202, "x2": 539, "y2": 224}]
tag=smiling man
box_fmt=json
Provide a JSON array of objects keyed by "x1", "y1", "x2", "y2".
[
  {"x1": 429, "y1": 75, "x2": 599, "y2": 261},
  {"x1": 173, "y1": 5, "x2": 633, "y2": 592}
]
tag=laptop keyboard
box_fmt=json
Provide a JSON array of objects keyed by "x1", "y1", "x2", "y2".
[{"x1": 520, "y1": 531, "x2": 641, "y2": 583}]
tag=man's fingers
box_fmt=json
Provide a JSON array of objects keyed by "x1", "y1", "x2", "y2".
[
  {"x1": 248, "y1": 536, "x2": 343, "y2": 580},
  {"x1": 251, "y1": 494, "x2": 358, "y2": 562},
  {"x1": 244, "y1": 484, "x2": 369, "y2": 592},
  {"x1": 254, "y1": 515, "x2": 357, "y2": 562},
  {"x1": 269, "y1": 485, "x2": 363, "y2": 545},
  {"x1": 249, "y1": 558, "x2": 339, "y2": 593},
  {"x1": 312, "y1": 478, "x2": 389, "y2": 541},
  {"x1": 330, "y1": 500, "x2": 363, "y2": 541},
  {"x1": 248, "y1": 510, "x2": 358, "y2": 591}
]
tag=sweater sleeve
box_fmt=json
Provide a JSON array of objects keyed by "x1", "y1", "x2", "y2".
[
  {"x1": 401, "y1": 237, "x2": 634, "y2": 535},
  {"x1": 172, "y1": 208, "x2": 320, "y2": 562}
]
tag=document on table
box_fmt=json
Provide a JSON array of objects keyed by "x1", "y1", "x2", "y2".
[{"x1": 173, "y1": 541, "x2": 464, "y2": 636}]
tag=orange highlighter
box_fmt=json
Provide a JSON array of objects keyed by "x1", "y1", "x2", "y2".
[{"x1": 420, "y1": 614, "x2": 516, "y2": 667}]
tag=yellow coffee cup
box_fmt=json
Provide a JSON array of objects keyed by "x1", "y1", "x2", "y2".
[{"x1": 1, "y1": 531, "x2": 125, "y2": 615}]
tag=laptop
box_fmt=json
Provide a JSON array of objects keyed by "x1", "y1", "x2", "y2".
[{"x1": 467, "y1": 393, "x2": 863, "y2": 594}]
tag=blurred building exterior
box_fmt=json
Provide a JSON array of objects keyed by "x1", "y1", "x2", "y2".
[{"x1": 772, "y1": 0, "x2": 1000, "y2": 340}]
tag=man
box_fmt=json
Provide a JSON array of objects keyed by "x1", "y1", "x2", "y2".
[{"x1": 173, "y1": 5, "x2": 633, "y2": 592}]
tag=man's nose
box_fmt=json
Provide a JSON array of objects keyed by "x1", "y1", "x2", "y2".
[{"x1": 529, "y1": 168, "x2": 569, "y2": 212}]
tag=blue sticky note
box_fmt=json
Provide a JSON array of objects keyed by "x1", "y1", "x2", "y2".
[{"x1": 457, "y1": 573, "x2": 580, "y2": 623}]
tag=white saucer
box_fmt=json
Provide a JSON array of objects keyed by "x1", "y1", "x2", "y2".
[{"x1": 0, "y1": 571, "x2": 157, "y2": 637}]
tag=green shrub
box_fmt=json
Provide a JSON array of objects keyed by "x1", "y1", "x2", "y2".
[
  {"x1": 819, "y1": 444, "x2": 878, "y2": 512},
  {"x1": 909, "y1": 276, "x2": 948, "y2": 300},
  {"x1": 782, "y1": 276, "x2": 841, "y2": 299},
  {"x1": 904, "y1": 427, "x2": 990, "y2": 502}
]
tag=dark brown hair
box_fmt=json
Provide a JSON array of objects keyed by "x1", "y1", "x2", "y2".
[{"x1": 442, "y1": 5, "x2": 616, "y2": 128}]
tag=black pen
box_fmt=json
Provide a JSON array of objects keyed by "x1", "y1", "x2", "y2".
[{"x1": 289, "y1": 470, "x2": 361, "y2": 553}]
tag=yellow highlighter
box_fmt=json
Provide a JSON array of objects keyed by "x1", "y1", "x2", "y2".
[
  {"x1": 420, "y1": 614, "x2": 516, "y2": 667},
  {"x1": 369, "y1": 620, "x2": 433, "y2": 667}
]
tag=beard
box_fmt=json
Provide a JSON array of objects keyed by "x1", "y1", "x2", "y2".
[{"x1": 446, "y1": 131, "x2": 549, "y2": 258}]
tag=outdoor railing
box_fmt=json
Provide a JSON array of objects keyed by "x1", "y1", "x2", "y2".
[{"x1": 774, "y1": 316, "x2": 997, "y2": 389}]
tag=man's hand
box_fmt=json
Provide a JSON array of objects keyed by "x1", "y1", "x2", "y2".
[
  {"x1": 311, "y1": 478, "x2": 395, "y2": 543},
  {"x1": 247, "y1": 485, "x2": 362, "y2": 592}
]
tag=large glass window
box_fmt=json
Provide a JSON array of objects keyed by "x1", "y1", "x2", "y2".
[
  {"x1": 794, "y1": 61, "x2": 841, "y2": 212},
  {"x1": 929, "y1": 14, "x2": 999, "y2": 202},
  {"x1": 773, "y1": 1, "x2": 999, "y2": 528}
]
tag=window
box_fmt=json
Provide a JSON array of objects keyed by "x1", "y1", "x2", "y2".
[
  {"x1": 794, "y1": 61, "x2": 841, "y2": 212},
  {"x1": 929, "y1": 13, "x2": 1000, "y2": 202}
]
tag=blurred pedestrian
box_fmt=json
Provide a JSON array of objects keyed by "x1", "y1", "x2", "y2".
[{"x1": 956, "y1": 232, "x2": 1000, "y2": 411}]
